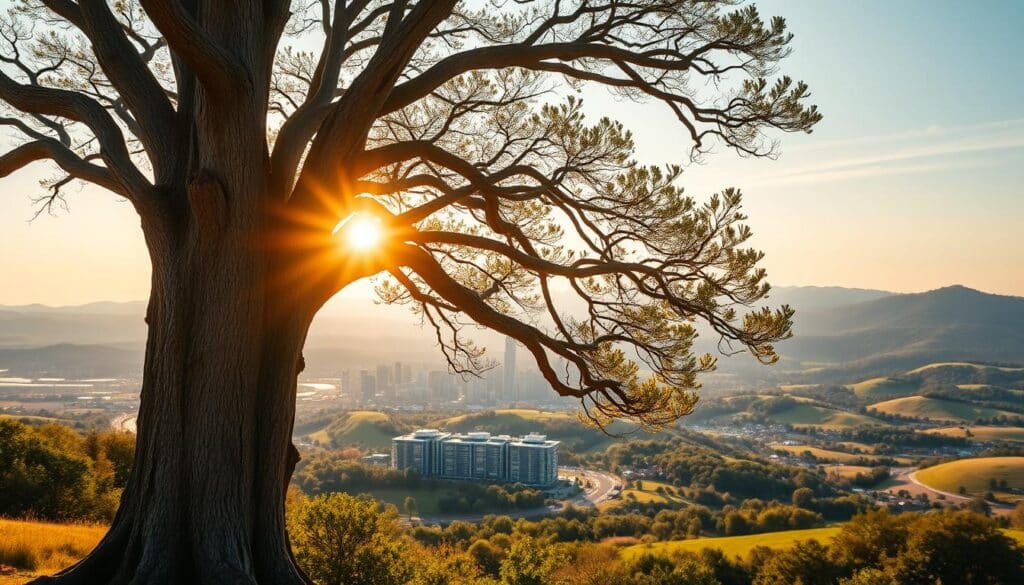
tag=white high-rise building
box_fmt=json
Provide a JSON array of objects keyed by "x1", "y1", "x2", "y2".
[{"x1": 392, "y1": 429, "x2": 559, "y2": 486}]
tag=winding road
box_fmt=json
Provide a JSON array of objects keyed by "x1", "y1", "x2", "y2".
[{"x1": 409, "y1": 467, "x2": 622, "y2": 526}]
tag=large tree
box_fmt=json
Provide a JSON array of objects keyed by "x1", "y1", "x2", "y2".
[{"x1": 0, "y1": 1, "x2": 819, "y2": 583}]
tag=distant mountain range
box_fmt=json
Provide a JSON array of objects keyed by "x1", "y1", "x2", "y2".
[
  {"x1": 1, "y1": 285, "x2": 1022, "y2": 382},
  {"x1": 781, "y1": 285, "x2": 1024, "y2": 379}
]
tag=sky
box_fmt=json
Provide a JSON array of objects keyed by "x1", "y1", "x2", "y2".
[{"x1": 1, "y1": 0, "x2": 1023, "y2": 307}]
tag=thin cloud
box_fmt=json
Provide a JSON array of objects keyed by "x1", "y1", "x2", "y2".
[{"x1": 760, "y1": 119, "x2": 1024, "y2": 185}]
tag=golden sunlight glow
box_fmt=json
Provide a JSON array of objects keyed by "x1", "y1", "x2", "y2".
[{"x1": 335, "y1": 213, "x2": 384, "y2": 252}]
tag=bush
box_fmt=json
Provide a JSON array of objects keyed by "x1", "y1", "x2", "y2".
[{"x1": 287, "y1": 492, "x2": 412, "y2": 585}]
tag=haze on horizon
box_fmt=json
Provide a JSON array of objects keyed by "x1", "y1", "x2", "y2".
[{"x1": 1, "y1": 0, "x2": 1022, "y2": 307}]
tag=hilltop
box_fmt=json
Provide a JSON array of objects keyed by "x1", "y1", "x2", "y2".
[{"x1": 775, "y1": 285, "x2": 1024, "y2": 381}]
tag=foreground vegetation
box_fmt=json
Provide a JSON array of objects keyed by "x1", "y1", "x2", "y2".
[
  {"x1": 8, "y1": 399, "x2": 1024, "y2": 584},
  {"x1": 0, "y1": 518, "x2": 104, "y2": 578},
  {"x1": 0, "y1": 420, "x2": 133, "y2": 522},
  {"x1": 7, "y1": 503, "x2": 1024, "y2": 585}
]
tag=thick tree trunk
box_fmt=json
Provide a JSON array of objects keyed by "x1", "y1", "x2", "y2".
[
  {"x1": 32, "y1": 235, "x2": 316, "y2": 585},
  {"x1": 29, "y1": 6, "x2": 323, "y2": 582},
  {"x1": 32, "y1": 89, "x2": 320, "y2": 585},
  {"x1": 39, "y1": 253, "x2": 317, "y2": 585}
]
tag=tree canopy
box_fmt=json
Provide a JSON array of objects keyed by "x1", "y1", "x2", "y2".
[{"x1": 0, "y1": 0, "x2": 819, "y2": 429}]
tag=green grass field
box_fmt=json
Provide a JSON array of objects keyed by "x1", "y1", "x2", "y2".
[
  {"x1": 823, "y1": 465, "x2": 874, "y2": 479},
  {"x1": 620, "y1": 527, "x2": 842, "y2": 559},
  {"x1": 601, "y1": 480, "x2": 690, "y2": 510},
  {"x1": 621, "y1": 526, "x2": 1024, "y2": 561},
  {"x1": 869, "y1": 396, "x2": 1018, "y2": 422},
  {"x1": 915, "y1": 457, "x2": 1024, "y2": 497},
  {"x1": 924, "y1": 426, "x2": 1024, "y2": 442},
  {"x1": 846, "y1": 377, "x2": 920, "y2": 401},
  {"x1": 306, "y1": 410, "x2": 395, "y2": 450},
  {"x1": 772, "y1": 445, "x2": 906, "y2": 464},
  {"x1": 439, "y1": 408, "x2": 655, "y2": 453},
  {"x1": 441, "y1": 409, "x2": 576, "y2": 426},
  {"x1": 767, "y1": 404, "x2": 887, "y2": 430}
]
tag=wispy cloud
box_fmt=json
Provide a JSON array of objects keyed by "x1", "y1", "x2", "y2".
[{"x1": 759, "y1": 118, "x2": 1024, "y2": 185}]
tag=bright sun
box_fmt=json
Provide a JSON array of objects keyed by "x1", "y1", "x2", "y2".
[{"x1": 337, "y1": 213, "x2": 383, "y2": 252}]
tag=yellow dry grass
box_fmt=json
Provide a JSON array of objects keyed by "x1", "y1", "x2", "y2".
[
  {"x1": 772, "y1": 445, "x2": 909, "y2": 465},
  {"x1": 823, "y1": 465, "x2": 874, "y2": 479},
  {"x1": 915, "y1": 457, "x2": 1024, "y2": 496},
  {"x1": 868, "y1": 396, "x2": 1018, "y2": 422},
  {"x1": 621, "y1": 527, "x2": 842, "y2": 559},
  {"x1": 0, "y1": 518, "x2": 106, "y2": 577},
  {"x1": 924, "y1": 426, "x2": 1024, "y2": 442}
]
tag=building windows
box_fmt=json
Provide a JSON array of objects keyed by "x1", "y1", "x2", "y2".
[{"x1": 391, "y1": 430, "x2": 559, "y2": 486}]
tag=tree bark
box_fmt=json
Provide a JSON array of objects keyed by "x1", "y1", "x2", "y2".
[
  {"x1": 30, "y1": 224, "x2": 316, "y2": 584},
  {"x1": 32, "y1": 63, "x2": 318, "y2": 582}
]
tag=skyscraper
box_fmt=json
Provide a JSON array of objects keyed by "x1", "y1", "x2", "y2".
[
  {"x1": 376, "y1": 364, "x2": 393, "y2": 399},
  {"x1": 504, "y1": 336, "x2": 517, "y2": 401},
  {"x1": 359, "y1": 370, "x2": 376, "y2": 402}
]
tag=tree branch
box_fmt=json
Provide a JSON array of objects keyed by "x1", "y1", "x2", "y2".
[
  {"x1": 0, "y1": 70, "x2": 150, "y2": 197},
  {"x1": 138, "y1": 0, "x2": 247, "y2": 98},
  {"x1": 0, "y1": 138, "x2": 126, "y2": 196}
]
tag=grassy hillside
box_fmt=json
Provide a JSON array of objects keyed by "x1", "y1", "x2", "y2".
[
  {"x1": 622, "y1": 526, "x2": 1024, "y2": 561},
  {"x1": 924, "y1": 426, "x2": 1024, "y2": 442},
  {"x1": 915, "y1": 457, "x2": 1024, "y2": 496},
  {"x1": 766, "y1": 403, "x2": 886, "y2": 430},
  {"x1": 437, "y1": 408, "x2": 638, "y2": 453},
  {"x1": 869, "y1": 396, "x2": 1018, "y2": 421},
  {"x1": 823, "y1": 465, "x2": 875, "y2": 479},
  {"x1": 306, "y1": 410, "x2": 402, "y2": 450},
  {"x1": 621, "y1": 527, "x2": 842, "y2": 559},
  {"x1": 600, "y1": 480, "x2": 690, "y2": 511},
  {"x1": 846, "y1": 377, "x2": 919, "y2": 401},
  {"x1": 441, "y1": 408, "x2": 575, "y2": 426},
  {"x1": 0, "y1": 518, "x2": 105, "y2": 578},
  {"x1": 772, "y1": 445, "x2": 907, "y2": 464}
]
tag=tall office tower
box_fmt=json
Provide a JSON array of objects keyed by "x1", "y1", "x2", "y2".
[
  {"x1": 427, "y1": 370, "x2": 445, "y2": 402},
  {"x1": 504, "y1": 336, "x2": 517, "y2": 401},
  {"x1": 394, "y1": 362, "x2": 403, "y2": 388},
  {"x1": 359, "y1": 370, "x2": 376, "y2": 402},
  {"x1": 341, "y1": 370, "x2": 352, "y2": 397},
  {"x1": 376, "y1": 364, "x2": 393, "y2": 399},
  {"x1": 401, "y1": 363, "x2": 412, "y2": 384}
]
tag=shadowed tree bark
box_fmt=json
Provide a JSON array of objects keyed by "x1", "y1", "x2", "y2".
[{"x1": 0, "y1": 1, "x2": 819, "y2": 583}]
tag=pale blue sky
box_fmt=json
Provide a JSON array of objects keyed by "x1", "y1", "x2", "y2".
[{"x1": 1, "y1": 1, "x2": 1022, "y2": 305}]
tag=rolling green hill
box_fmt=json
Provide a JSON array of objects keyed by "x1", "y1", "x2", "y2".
[
  {"x1": 915, "y1": 457, "x2": 1024, "y2": 496},
  {"x1": 436, "y1": 408, "x2": 658, "y2": 453},
  {"x1": 846, "y1": 377, "x2": 920, "y2": 401},
  {"x1": 621, "y1": 526, "x2": 1024, "y2": 561},
  {"x1": 869, "y1": 396, "x2": 1018, "y2": 422},
  {"x1": 306, "y1": 410, "x2": 404, "y2": 450},
  {"x1": 924, "y1": 426, "x2": 1024, "y2": 442},
  {"x1": 621, "y1": 527, "x2": 842, "y2": 559},
  {"x1": 767, "y1": 403, "x2": 886, "y2": 429}
]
